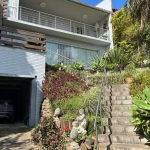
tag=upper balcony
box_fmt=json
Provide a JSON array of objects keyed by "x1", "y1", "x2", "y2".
[{"x1": 2, "y1": 0, "x2": 112, "y2": 46}]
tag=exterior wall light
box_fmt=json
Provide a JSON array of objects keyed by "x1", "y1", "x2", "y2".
[
  {"x1": 40, "y1": 2, "x2": 46, "y2": 7},
  {"x1": 83, "y1": 15, "x2": 87, "y2": 19}
]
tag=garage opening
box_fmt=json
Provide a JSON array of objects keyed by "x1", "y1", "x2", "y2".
[{"x1": 0, "y1": 75, "x2": 35, "y2": 125}]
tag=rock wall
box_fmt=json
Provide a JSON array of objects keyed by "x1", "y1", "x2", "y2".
[{"x1": 40, "y1": 99, "x2": 53, "y2": 121}]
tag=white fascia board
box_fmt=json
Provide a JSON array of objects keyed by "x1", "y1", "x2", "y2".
[
  {"x1": 96, "y1": 0, "x2": 112, "y2": 12},
  {"x1": 0, "y1": 73, "x2": 35, "y2": 79},
  {"x1": 69, "y1": 0, "x2": 111, "y2": 13}
]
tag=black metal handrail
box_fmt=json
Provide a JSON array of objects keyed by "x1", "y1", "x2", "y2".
[{"x1": 94, "y1": 64, "x2": 107, "y2": 150}]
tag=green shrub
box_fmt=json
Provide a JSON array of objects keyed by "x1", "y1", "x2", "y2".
[
  {"x1": 78, "y1": 87, "x2": 99, "y2": 115},
  {"x1": 31, "y1": 117, "x2": 65, "y2": 150},
  {"x1": 130, "y1": 70, "x2": 150, "y2": 96},
  {"x1": 86, "y1": 115, "x2": 101, "y2": 138},
  {"x1": 105, "y1": 47, "x2": 129, "y2": 72},
  {"x1": 65, "y1": 66, "x2": 87, "y2": 80},
  {"x1": 124, "y1": 62, "x2": 136, "y2": 77},
  {"x1": 42, "y1": 71, "x2": 88, "y2": 102},
  {"x1": 130, "y1": 87, "x2": 150, "y2": 143},
  {"x1": 53, "y1": 87, "x2": 99, "y2": 118},
  {"x1": 70, "y1": 61, "x2": 84, "y2": 71},
  {"x1": 90, "y1": 55, "x2": 106, "y2": 72},
  {"x1": 88, "y1": 72, "x2": 126, "y2": 86},
  {"x1": 52, "y1": 96, "x2": 80, "y2": 119},
  {"x1": 105, "y1": 73, "x2": 126, "y2": 85}
]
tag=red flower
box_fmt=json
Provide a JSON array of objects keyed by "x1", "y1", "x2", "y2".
[{"x1": 63, "y1": 125, "x2": 70, "y2": 131}]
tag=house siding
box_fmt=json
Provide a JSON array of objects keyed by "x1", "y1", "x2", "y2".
[{"x1": 0, "y1": 46, "x2": 45, "y2": 126}]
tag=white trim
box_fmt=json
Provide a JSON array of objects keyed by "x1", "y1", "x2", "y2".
[
  {"x1": 69, "y1": 0, "x2": 111, "y2": 13},
  {"x1": 0, "y1": 73, "x2": 35, "y2": 79}
]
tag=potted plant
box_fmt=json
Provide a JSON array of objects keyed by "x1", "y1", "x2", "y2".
[{"x1": 124, "y1": 63, "x2": 136, "y2": 83}]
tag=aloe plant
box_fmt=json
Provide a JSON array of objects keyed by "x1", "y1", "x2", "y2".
[{"x1": 131, "y1": 87, "x2": 150, "y2": 142}]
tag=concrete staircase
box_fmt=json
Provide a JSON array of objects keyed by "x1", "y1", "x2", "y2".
[{"x1": 98, "y1": 84, "x2": 149, "y2": 150}]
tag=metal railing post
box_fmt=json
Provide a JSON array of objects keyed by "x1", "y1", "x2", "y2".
[
  {"x1": 70, "y1": 20, "x2": 72, "y2": 32},
  {"x1": 19, "y1": 6, "x2": 21, "y2": 20},
  {"x1": 55, "y1": 16, "x2": 56, "y2": 28},
  {"x1": 38, "y1": 11, "x2": 40, "y2": 25},
  {"x1": 84, "y1": 24, "x2": 85, "y2": 35}
]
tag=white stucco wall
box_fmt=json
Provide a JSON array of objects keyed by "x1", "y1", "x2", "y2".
[
  {"x1": 96, "y1": 0, "x2": 112, "y2": 12},
  {"x1": 0, "y1": 46, "x2": 45, "y2": 126}
]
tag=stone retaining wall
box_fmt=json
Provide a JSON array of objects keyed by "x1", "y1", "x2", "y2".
[{"x1": 40, "y1": 99, "x2": 53, "y2": 121}]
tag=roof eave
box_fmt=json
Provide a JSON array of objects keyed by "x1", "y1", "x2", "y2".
[{"x1": 68, "y1": 0, "x2": 113, "y2": 14}]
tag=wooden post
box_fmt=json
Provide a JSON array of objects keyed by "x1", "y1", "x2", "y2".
[{"x1": 0, "y1": 0, "x2": 3, "y2": 26}]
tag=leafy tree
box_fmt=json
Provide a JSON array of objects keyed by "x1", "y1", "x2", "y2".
[
  {"x1": 111, "y1": 9, "x2": 136, "y2": 45},
  {"x1": 111, "y1": 8, "x2": 149, "y2": 58},
  {"x1": 125, "y1": 0, "x2": 150, "y2": 29}
]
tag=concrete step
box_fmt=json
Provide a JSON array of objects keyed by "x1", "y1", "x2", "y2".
[
  {"x1": 102, "y1": 88, "x2": 111, "y2": 93},
  {"x1": 106, "y1": 100, "x2": 132, "y2": 105},
  {"x1": 111, "y1": 134, "x2": 148, "y2": 144},
  {"x1": 103, "y1": 91, "x2": 130, "y2": 97},
  {"x1": 98, "y1": 143, "x2": 110, "y2": 150},
  {"x1": 108, "y1": 111, "x2": 131, "y2": 117},
  {"x1": 111, "y1": 91, "x2": 130, "y2": 96},
  {"x1": 111, "y1": 84, "x2": 130, "y2": 91},
  {"x1": 105, "y1": 96, "x2": 132, "y2": 101},
  {"x1": 111, "y1": 84, "x2": 130, "y2": 88},
  {"x1": 111, "y1": 105, "x2": 132, "y2": 111},
  {"x1": 106, "y1": 105, "x2": 132, "y2": 113},
  {"x1": 98, "y1": 134, "x2": 110, "y2": 143},
  {"x1": 108, "y1": 117, "x2": 132, "y2": 125},
  {"x1": 111, "y1": 86, "x2": 129, "y2": 91},
  {"x1": 110, "y1": 143, "x2": 149, "y2": 150},
  {"x1": 98, "y1": 134, "x2": 148, "y2": 144},
  {"x1": 105, "y1": 125, "x2": 136, "y2": 134}
]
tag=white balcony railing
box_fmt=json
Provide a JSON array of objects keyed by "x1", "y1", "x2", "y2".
[{"x1": 14, "y1": 6, "x2": 109, "y2": 40}]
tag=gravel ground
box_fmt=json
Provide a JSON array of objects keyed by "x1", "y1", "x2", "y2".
[{"x1": 0, "y1": 123, "x2": 38, "y2": 150}]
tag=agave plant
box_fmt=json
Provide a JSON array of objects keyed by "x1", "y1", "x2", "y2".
[
  {"x1": 106, "y1": 47, "x2": 129, "y2": 72},
  {"x1": 90, "y1": 55, "x2": 106, "y2": 72},
  {"x1": 131, "y1": 87, "x2": 150, "y2": 141},
  {"x1": 70, "y1": 61, "x2": 84, "y2": 71}
]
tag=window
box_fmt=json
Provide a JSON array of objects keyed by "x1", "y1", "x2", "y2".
[
  {"x1": 58, "y1": 44, "x2": 72, "y2": 65},
  {"x1": 46, "y1": 42, "x2": 98, "y2": 67}
]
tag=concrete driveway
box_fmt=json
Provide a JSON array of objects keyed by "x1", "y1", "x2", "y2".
[{"x1": 0, "y1": 123, "x2": 38, "y2": 150}]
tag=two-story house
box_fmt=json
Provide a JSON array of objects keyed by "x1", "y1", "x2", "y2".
[{"x1": 0, "y1": 0, "x2": 113, "y2": 126}]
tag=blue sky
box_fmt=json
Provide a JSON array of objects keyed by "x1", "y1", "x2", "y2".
[{"x1": 79, "y1": 0, "x2": 126, "y2": 9}]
